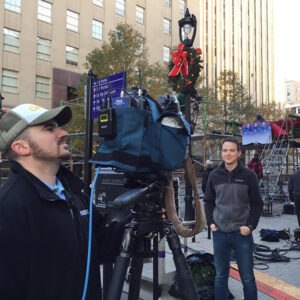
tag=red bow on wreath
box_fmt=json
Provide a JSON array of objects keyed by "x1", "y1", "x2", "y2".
[
  {"x1": 195, "y1": 48, "x2": 202, "y2": 54},
  {"x1": 169, "y1": 43, "x2": 188, "y2": 77}
]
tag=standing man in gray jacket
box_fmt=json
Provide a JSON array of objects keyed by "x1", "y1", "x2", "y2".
[{"x1": 204, "y1": 138, "x2": 263, "y2": 300}]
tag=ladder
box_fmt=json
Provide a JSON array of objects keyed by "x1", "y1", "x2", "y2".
[{"x1": 260, "y1": 120, "x2": 289, "y2": 210}]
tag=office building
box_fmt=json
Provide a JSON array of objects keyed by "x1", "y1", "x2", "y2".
[{"x1": 0, "y1": 0, "x2": 274, "y2": 109}]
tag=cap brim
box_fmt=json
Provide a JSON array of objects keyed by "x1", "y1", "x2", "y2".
[{"x1": 31, "y1": 106, "x2": 72, "y2": 127}]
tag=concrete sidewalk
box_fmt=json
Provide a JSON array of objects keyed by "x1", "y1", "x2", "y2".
[{"x1": 120, "y1": 205, "x2": 300, "y2": 299}]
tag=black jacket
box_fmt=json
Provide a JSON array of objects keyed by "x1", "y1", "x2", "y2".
[
  {"x1": 288, "y1": 169, "x2": 300, "y2": 202},
  {"x1": 201, "y1": 167, "x2": 214, "y2": 194},
  {"x1": 204, "y1": 161, "x2": 263, "y2": 232},
  {"x1": 0, "y1": 161, "x2": 107, "y2": 300}
]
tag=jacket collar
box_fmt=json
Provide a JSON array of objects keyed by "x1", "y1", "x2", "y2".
[
  {"x1": 10, "y1": 160, "x2": 84, "y2": 201},
  {"x1": 219, "y1": 160, "x2": 243, "y2": 174}
]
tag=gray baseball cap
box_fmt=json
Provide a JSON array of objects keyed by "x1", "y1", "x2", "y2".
[{"x1": 0, "y1": 103, "x2": 72, "y2": 154}]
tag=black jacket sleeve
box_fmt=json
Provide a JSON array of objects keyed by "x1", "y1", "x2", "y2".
[
  {"x1": 0, "y1": 192, "x2": 31, "y2": 299},
  {"x1": 246, "y1": 172, "x2": 263, "y2": 230},
  {"x1": 288, "y1": 173, "x2": 295, "y2": 202},
  {"x1": 201, "y1": 170, "x2": 208, "y2": 193},
  {"x1": 203, "y1": 173, "x2": 216, "y2": 226}
]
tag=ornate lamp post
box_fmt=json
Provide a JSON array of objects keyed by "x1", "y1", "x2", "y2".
[
  {"x1": 178, "y1": 9, "x2": 197, "y2": 221},
  {"x1": 178, "y1": 9, "x2": 197, "y2": 47}
]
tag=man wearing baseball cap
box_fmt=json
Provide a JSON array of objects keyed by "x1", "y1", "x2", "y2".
[{"x1": 0, "y1": 104, "x2": 107, "y2": 299}]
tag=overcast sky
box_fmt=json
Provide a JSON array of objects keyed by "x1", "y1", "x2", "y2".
[{"x1": 273, "y1": 0, "x2": 300, "y2": 102}]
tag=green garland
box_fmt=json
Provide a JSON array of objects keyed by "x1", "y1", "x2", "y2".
[{"x1": 168, "y1": 47, "x2": 203, "y2": 94}]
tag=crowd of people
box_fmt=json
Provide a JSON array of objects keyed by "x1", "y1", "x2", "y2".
[{"x1": 0, "y1": 103, "x2": 298, "y2": 300}]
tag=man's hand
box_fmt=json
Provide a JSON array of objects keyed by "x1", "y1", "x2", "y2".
[
  {"x1": 240, "y1": 226, "x2": 251, "y2": 236},
  {"x1": 210, "y1": 224, "x2": 217, "y2": 231}
]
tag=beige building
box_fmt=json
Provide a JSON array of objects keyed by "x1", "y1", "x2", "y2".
[
  {"x1": 199, "y1": 0, "x2": 274, "y2": 106},
  {"x1": 0, "y1": 0, "x2": 274, "y2": 109},
  {"x1": 0, "y1": 0, "x2": 200, "y2": 109},
  {"x1": 284, "y1": 80, "x2": 300, "y2": 114}
]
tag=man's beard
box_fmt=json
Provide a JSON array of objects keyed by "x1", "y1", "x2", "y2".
[{"x1": 29, "y1": 139, "x2": 72, "y2": 162}]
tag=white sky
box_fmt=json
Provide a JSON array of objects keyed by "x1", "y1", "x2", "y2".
[{"x1": 274, "y1": 0, "x2": 300, "y2": 102}]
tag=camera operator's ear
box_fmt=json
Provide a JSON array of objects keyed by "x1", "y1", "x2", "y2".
[{"x1": 11, "y1": 139, "x2": 31, "y2": 156}]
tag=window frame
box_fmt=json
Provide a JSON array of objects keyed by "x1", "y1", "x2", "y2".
[
  {"x1": 163, "y1": 18, "x2": 171, "y2": 35},
  {"x1": 66, "y1": 10, "x2": 79, "y2": 32},
  {"x1": 116, "y1": 0, "x2": 125, "y2": 16},
  {"x1": 164, "y1": 0, "x2": 171, "y2": 8},
  {"x1": 179, "y1": 0, "x2": 187, "y2": 15},
  {"x1": 136, "y1": 6, "x2": 144, "y2": 24},
  {"x1": 37, "y1": 0, "x2": 52, "y2": 23},
  {"x1": 3, "y1": 28, "x2": 20, "y2": 53},
  {"x1": 66, "y1": 45, "x2": 79, "y2": 66},
  {"x1": 5, "y1": 0, "x2": 21, "y2": 13},
  {"x1": 1, "y1": 69, "x2": 19, "y2": 93},
  {"x1": 35, "y1": 75, "x2": 50, "y2": 98},
  {"x1": 93, "y1": 0, "x2": 103, "y2": 7},
  {"x1": 36, "y1": 37, "x2": 51, "y2": 60},
  {"x1": 136, "y1": 37, "x2": 144, "y2": 55},
  {"x1": 163, "y1": 46, "x2": 170, "y2": 62},
  {"x1": 92, "y1": 19, "x2": 103, "y2": 40}
]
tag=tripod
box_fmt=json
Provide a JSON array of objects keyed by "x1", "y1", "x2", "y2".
[{"x1": 106, "y1": 210, "x2": 198, "y2": 300}]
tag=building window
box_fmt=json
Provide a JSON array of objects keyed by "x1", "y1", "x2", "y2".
[
  {"x1": 35, "y1": 76, "x2": 50, "y2": 98},
  {"x1": 93, "y1": 0, "x2": 103, "y2": 7},
  {"x1": 163, "y1": 46, "x2": 170, "y2": 62},
  {"x1": 136, "y1": 6, "x2": 144, "y2": 24},
  {"x1": 179, "y1": 0, "x2": 187, "y2": 14},
  {"x1": 136, "y1": 37, "x2": 144, "y2": 54},
  {"x1": 67, "y1": 10, "x2": 79, "y2": 32},
  {"x1": 36, "y1": 37, "x2": 51, "y2": 60},
  {"x1": 163, "y1": 18, "x2": 171, "y2": 35},
  {"x1": 287, "y1": 86, "x2": 291, "y2": 102},
  {"x1": 5, "y1": 0, "x2": 21, "y2": 13},
  {"x1": 164, "y1": 0, "x2": 171, "y2": 7},
  {"x1": 3, "y1": 28, "x2": 19, "y2": 53},
  {"x1": 38, "y1": 0, "x2": 52, "y2": 23},
  {"x1": 66, "y1": 46, "x2": 78, "y2": 66},
  {"x1": 92, "y1": 20, "x2": 103, "y2": 40},
  {"x1": 116, "y1": 0, "x2": 125, "y2": 16},
  {"x1": 1, "y1": 69, "x2": 18, "y2": 93}
]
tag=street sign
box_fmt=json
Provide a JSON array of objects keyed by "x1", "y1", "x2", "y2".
[{"x1": 92, "y1": 71, "x2": 126, "y2": 119}]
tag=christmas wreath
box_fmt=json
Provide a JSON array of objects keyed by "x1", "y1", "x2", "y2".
[{"x1": 168, "y1": 43, "x2": 203, "y2": 94}]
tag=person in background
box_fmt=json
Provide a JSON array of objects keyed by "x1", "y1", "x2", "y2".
[
  {"x1": 288, "y1": 169, "x2": 300, "y2": 227},
  {"x1": 201, "y1": 159, "x2": 214, "y2": 194},
  {"x1": 0, "y1": 104, "x2": 123, "y2": 300},
  {"x1": 204, "y1": 138, "x2": 263, "y2": 300},
  {"x1": 247, "y1": 153, "x2": 263, "y2": 181},
  {"x1": 254, "y1": 112, "x2": 265, "y2": 123}
]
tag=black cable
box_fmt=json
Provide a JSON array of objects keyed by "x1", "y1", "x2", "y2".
[
  {"x1": 253, "y1": 243, "x2": 300, "y2": 262},
  {"x1": 253, "y1": 262, "x2": 270, "y2": 270}
]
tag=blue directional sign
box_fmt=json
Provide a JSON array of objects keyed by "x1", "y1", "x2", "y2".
[{"x1": 91, "y1": 71, "x2": 126, "y2": 119}]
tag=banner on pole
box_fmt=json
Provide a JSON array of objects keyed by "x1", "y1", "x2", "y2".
[
  {"x1": 242, "y1": 122, "x2": 272, "y2": 145},
  {"x1": 91, "y1": 72, "x2": 126, "y2": 119}
]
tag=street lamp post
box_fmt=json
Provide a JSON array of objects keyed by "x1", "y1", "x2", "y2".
[{"x1": 178, "y1": 9, "x2": 197, "y2": 221}]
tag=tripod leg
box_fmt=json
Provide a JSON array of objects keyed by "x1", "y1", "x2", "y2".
[
  {"x1": 106, "y1": 227, "x2": 134, "y2": 300},
  {"x1": 152, "y1": 234, "x2": 159, "y2": 300},
  {"x1": 103, "y1": 262, "x2": 113, "y2": 300},
  {"x1": 128, "y1": 237, "x2": 144, "y2": 300},
  {"x1": 165, "y1": 223, "x2": 198, "y2": 300}
]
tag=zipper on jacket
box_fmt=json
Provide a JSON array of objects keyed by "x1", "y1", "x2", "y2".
[
  {"x1": 228, "y1": 173, "x2": 231, "y2": 229},
  {"x1": 69, "y1": 207, "x2": 74, "y2": 219}
]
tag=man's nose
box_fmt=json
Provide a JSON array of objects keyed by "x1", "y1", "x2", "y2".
[{"x1": 57, "y1": 127, "x2": 68, "y2": 137}]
